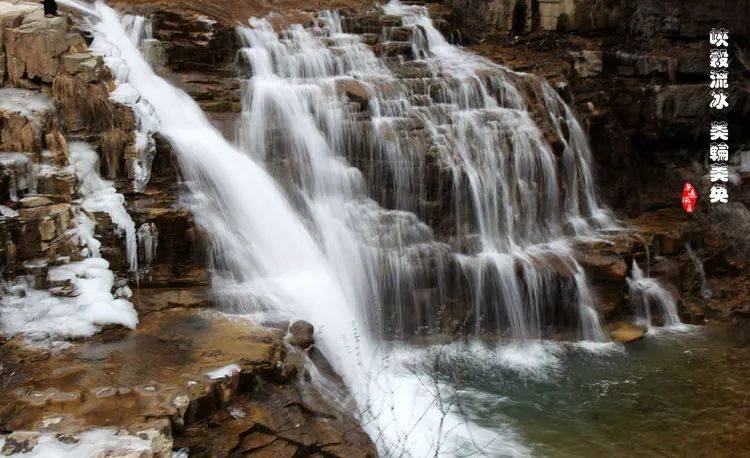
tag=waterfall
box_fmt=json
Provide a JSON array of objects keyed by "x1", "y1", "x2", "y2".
[
  {"x1": 686, "y1": 244, "x2": 712, "y2": 299},
  {"x1": 627, "y1": 260, "x2": 685, "y2": 330},
  {"x1": 73, "y1": 0, "x2": 677, "y2": 453},
  {"x1": 89, "y1": 2, "x2": 373, "y2": 376},
  {"x1": 85, "y1": 3, "x2": 526, "y2": 455},
  {"x1": 234, "y1": 2, "x2": 612, "y2": 344}
]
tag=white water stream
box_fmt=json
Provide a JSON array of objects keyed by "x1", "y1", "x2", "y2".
[{"x1": 627, "y1": 260, "x2": 687, "y2": 332}]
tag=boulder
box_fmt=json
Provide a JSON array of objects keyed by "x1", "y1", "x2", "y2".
[
  {"x1": 447, "y1": 0, "x2": 508, "y2": 41},
  {"x1": 15, "y1": 202, "x2": 76, "y2": 259},
  {"x1": 574, "y1": 250, "x2": 627, "y2": 282},
  {"x1": 612, "y1": 51, "x2": 672, "y2": 78},
  {"x1": 570, "y1": 50, "x2": 603, "y2": 78},
  {"x1": 130, "y1": 288, "x2": 214, "y2": 314},
  {"x1": 151, "y1": 9, "x2": 238, "y2": 72},
  {"x1": 286, "y1": 320, "x2": 315, "y2": 349},
  {"x1": 373, "y1": 41, "x2": 414, "y2": 59},
  {"x1": 0, "y1": 308, "x2": 376, "y2": 455},
  {"x1": 654, "y1": 84, "x2": 705, "y2": 123},
  {"x1": 0, "y1": 2, "x2": 37, "y2": 81},
  {"x1": 590, "y1": 283, "x2": 626, "y2": 319},
  {"x1": 335, "y1": 78, "x2": 373, "y2": 105},
  {"x1": 19, "y1": 196, "x2": 51, "y2": 208},
  {"x1": 61, "y1": 52, "x2": 100, "y2": 81},
  {"x1": 649, "y1": 257, "x2": 682, "y2": 288},
  {"x1": 608, "y1": 321, "x2": 646, "y2": 343},
  {"x1": 34, "y1": 165, "x2": 77, "y2": 198}
]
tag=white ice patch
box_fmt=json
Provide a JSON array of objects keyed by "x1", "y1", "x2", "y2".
[
  {"x1": 0, "y1": 205, "x2": 18, "y2": 217},
  {"x1": 0, "y1": 258, "x2": 138, "y2": 342},
  {"x1": 68, "y1": 142, "x2": 137, "y2": 271},
  {"x1": 204, "y1": 363, "x2": 241, "y2": 379},
  {"x1": 136, "y1": 222, "x2": 158, "y2": 267},
  {"x1": 109, "y1": 82, "x2": 141, "y2": 105},
  {"x1": 0, "y1": 152, "x2": 31, "y2": 200},
  {"x1": 0, "y1": 89, "x2": 55, "y2": 130},
  {"x1": 0, "y1": 429, "x2": 152, "y2": 457},
  {"x1": 74, "y1": 211, "x2": 100, "y2": 258}
]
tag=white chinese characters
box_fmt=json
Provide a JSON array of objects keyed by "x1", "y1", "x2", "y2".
[
  {"x1": 710, "y1": 91, "x2": 729, "y2": 109},
  {"x1": 709, "y1": 185, "x2": 728, "y2": 204},
  {"x1": 709, "y1": 143, "x2": 728, "y2": 161},
  {"x1": 710, "y1": 70, "x2": 728, "y2": 89},
  {"x1": 710, "y1": 121, "x2": 728, "y2": 141},
  {"x1": 708, "y1": 29, "x2": 730, "y2": 205},
  {"x1": 709, "y1": 28, "x2": 729, "y2": 47}
]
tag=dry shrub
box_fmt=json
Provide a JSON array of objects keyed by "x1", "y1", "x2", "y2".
[
  {"x1": 52, "y1": 74, "x2": 116, "y2": 131},
  {"x1": 100, "y1": 128, "x2": 133, "y2": 179}
]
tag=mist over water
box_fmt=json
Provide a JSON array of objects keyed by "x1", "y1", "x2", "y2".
[{"x1": 77, "y1": 0, "x2": 697, "y2": 454}]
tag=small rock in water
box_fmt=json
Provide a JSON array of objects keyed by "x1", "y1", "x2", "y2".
[
  {"x1": 608, "y1": 322, "x2": 647, "y2": 343},
  {"x1": 286, "y1": 320, "x2": 314, "y2": 349}
]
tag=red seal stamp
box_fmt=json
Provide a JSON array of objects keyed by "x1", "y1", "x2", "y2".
[{"x1": 681, "y1": 182, "x2": 698, "y2": 213}]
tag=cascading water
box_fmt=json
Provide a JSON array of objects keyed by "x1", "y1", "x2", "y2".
[
  {"x1": 228, "y1": 1, "x2": 623, "y2": 451},
  {"x1": 686, "y1": 244, "x2": 712, "y2": 299},
  {"x1": 234, "y1": 2, "x2": 613, "y2": 348},
  {"x1": 378, "y1": 1, "x2": 615, "y2": 343},
  {"x1": 70, "y1": 0, "x2": 686, "y2": 454},
  {"x1": 83, "y1": 2, "x2": 522, "y2": 455},
  {"x1": 627, "y1": 260, "x2": 685, "y2": 331}
]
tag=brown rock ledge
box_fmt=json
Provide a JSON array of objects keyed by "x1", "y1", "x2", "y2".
[{"x1": 0, "y1": 305, "x2": 375, "y2": 456}]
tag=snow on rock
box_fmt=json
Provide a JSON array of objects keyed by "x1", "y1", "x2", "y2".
[
  {"x1": 0, "y1": 429, "x2": 152, "y2": 457},
  {"x1": 109, "y1": 82, "x2": 140, "y2": 105},
  {"x1": 0, "y1": 205, "x2": 18, "y2": 217},
  {"x1": 205, "y1": 363, "x2": 241, "y2": 379},
  {"x1": 0, "y1": 152, "x2": 31, "y2": 200},
  {"x1": 68, "y1": 142, "x2": 137, "y2": 271},
  {"x1": 0, "y1": 88, "x2": 56, "y2": 130},
  {"x1": 0, "y1": 141, "x2": 141, "y2": 343},
  {"x1": 0, "y1": 258, "x2": 138, "y2": 342}
]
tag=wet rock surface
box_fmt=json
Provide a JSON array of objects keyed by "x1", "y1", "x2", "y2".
[
  {"x1": 0, "y1": 306, "x2": 375, "y2": 456},
  {"x1": 286, "y1": 320, "x2": 315, "y2": 349}
]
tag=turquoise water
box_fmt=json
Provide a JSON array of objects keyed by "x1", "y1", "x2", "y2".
[{"x1": 426, "y1": 325, "x2": 750, "y2": 457}]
